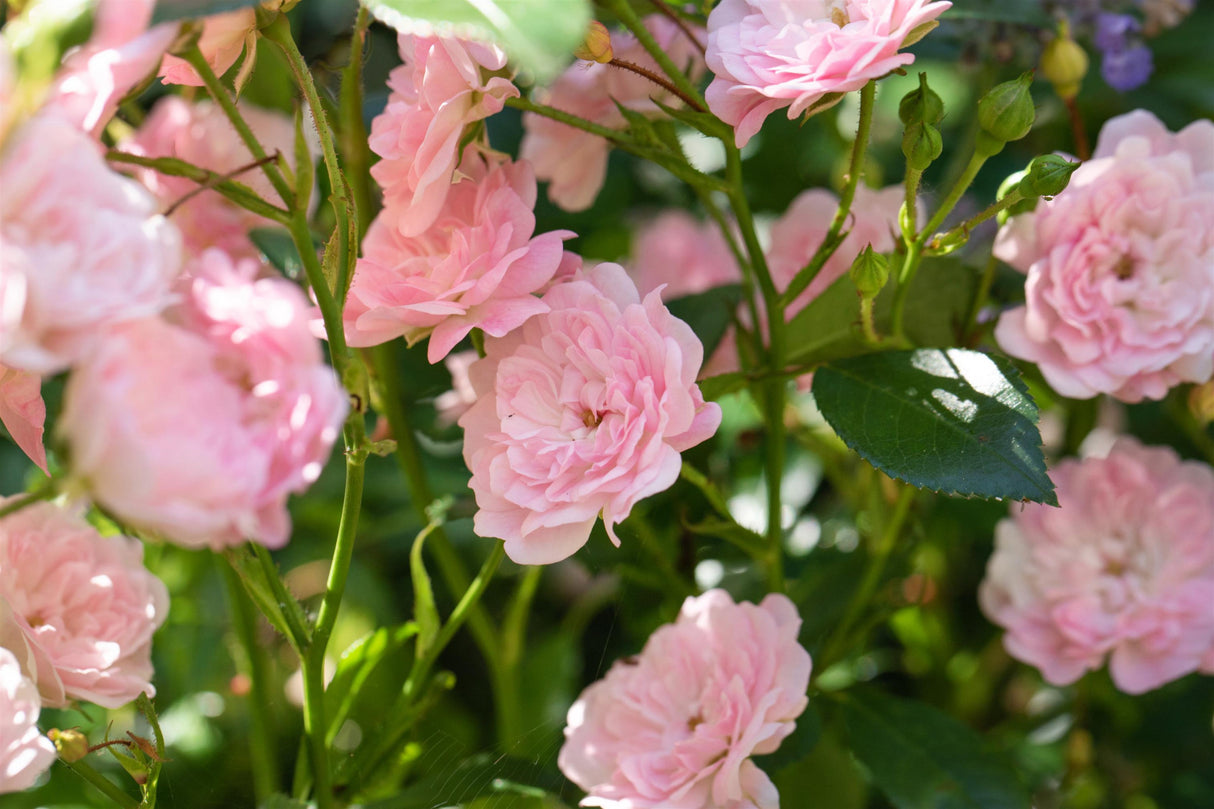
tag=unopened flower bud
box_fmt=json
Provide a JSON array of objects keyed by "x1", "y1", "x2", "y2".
[
  {"x1": 902, "y1": 121, "x2": 943, "y2": 171},
  {"x1": 1040, "y1": 25, "x2": 1089, "y2": 101},
  {"x1": 976, "y1": 72, "x2": 1036, "y2": 156},
  {"x1": 996, "y1": 167, "x2": 1038, "y2": 223},
  {"x1": 899, "y1": 73, "x2": 944, "y2": 125},
  {"x1": 850, "y1": 245, "x2": 890, "y2": 297},
  {"x1": 1017, "y1": 154, "x2": 1080, "y2": 198},
  {"x1": 49, "y1": 728, "x2": 90, "y2": 763},
  {"x1": 574, "y1": 21, "x2": 613, "y2": 64},
  {"x1": 1190, "y1": 381, "x2": 1214, "y2": 425}
]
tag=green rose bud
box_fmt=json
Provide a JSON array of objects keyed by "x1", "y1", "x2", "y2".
[
  {"x1": 995, "y1": 167, "x2": 1038, "y2": 223},
  {"x1": 849, "y1": 245, "x2": 890, "y2": 298},
  {"x1": 899, "y1": 72, "x2": 944, "y2": 125},
  {"x1": 902, "y1": 121, "x2": 943, "y2": 171},
  {"x1": 976, "y1": 72, "x2": 1036, "y2": 156},
  {"x1": 1017, "y1": 154, "x2": 1080, "y2": 198}
]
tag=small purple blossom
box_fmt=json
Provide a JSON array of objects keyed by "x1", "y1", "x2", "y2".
[
  {"x1": 1101, "y1": 43, "x2": 1154, "y2": 91},
  {"x1": 1094, "y1": 12, "x2": 1139, "y2": 52}
]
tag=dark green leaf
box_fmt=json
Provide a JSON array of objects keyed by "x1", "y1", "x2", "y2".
[
  {"x1": 151, "y1": 0, "x2": 261, "y2": 24},
  {"x1": 698, "y1": 371, "x2": 749, "y2": 401},
  {"x1": 841, "y1": 689, "x2": 1031, "y2": 809},
  {"x1": 250, "y1": 228, "x2": 304, "y2": 279},
  {"x1": 361, "y1": 0, "x2": 591, "y2": 83},
  {"x1": 666, "y1": 284, "x2": 744, "y2": 363},
  {"x1": 811, "y1": 349, "x2": 1056, "y2": 504}
]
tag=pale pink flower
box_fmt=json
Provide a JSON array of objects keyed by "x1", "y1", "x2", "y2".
[
  {"x1": 435, "y1": 350, "x2": 479, "y2": 426},
  {"x1": 459, "y1": 263, "x2": 721, "y2": 564},
  {"x1": 520, "y1": 16, "x2": 706, "y2": 211},
  {"x1": 979, "y1": 438, "x2": 1214, "y2": 694},
  {"x1": 630, "y1": 211, "x2": 743, "y2": 377},
  {"x1": 46, "y1": 0, "x2": 176, "y2": 135},
  {"x1": 0, "y1": 647, "x2": 54, "y2": 794},
  {"x1": 0, "y1": 366, "x2": 46, "y2": 474},
  {"x1": 121, "y1": 96, "x2": 305, "y2": 260},
  {"x1": 705, "y1": 0, "x2": 952, "y2": 147},
  {"x1": 368, "y1": 34, "x2": 519, "y2": 237},
  {"x1": 994, "y1": 110, "x2": 1214, "y2": 402},
  {"x1": 559, "y1": 589, "x2": 811, "y2": 809},
  {"x1": 767, "y1": 184, "x2": 905, "y2": 313},
  {"x1": 158, "y1": 8, "x2": 257, "y2": 86},
  {"x1": 0, "y1": 500, "x2": 168, "y2": 709},
  {"x1": 344, "y1": 154, "x2": 574, "y2": 363},
  {"x1": 58, "y1": 250, "x2": 347, "y2": 550},
  {"x1": 0, "y1": 114, "x2": 182, "y2": 374}
]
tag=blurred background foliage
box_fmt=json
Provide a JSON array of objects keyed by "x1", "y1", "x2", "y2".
[{"x1": 3, "y1": 0, "x2": 1213, "y2": 807}]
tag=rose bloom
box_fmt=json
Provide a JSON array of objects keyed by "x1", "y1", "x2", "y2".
[
  {"x1": 368, "y1": 34, "x2": 519, "y2": 237},
  {"x1": 979, "y1": 438, "x2": 1214, "y2": 694},
  {"x1": 0, "y1": 500, "x2": 169, "y2": 709},
  {"x1": 0, "y1": 647, "x2": 55, "y2": 794},
  {"x1": 435, "y1": 350, "x2": 479, "y2": 426},
  {"x1": 459, "y1": 263, "x2": 721, "y2": 564},
  {"x1": 345, "y1": 153, "x2": 575, "y2": 363},
  {"x1": 767, "y1": 184, "x2": 905, "y2": 312},
  {"x1": 0, "y1": 365, "x2": 46, "y2": 474},
  {"x1": 46, "y1": 0, "x2": 176, "y2": 136},
  {"x1": 0, "y1": 114, "x2": 182, "y2": 374},
  {"x1": 559, "y1": 589, "x2": 812, "y2": 809},
  {"x1": 158, "y1": 7, "x2": 257, "y2": 86},
  {"x1": 520, "y1": 16, "x2": 706, "y2": 211},
  {"x1": 994, "y1": 110, "x2": 1214, "y2": 402},
  {"x1": 58, "y1": 250, "x2": 347, "y2": 550},
  {"x1": 705, "y1": 0, "x2": 952, "y2": 147},
  {"x1": 122, "y1": 96, "x2": 306, "y2": 259}
]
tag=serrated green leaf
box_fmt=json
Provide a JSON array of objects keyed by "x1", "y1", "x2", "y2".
[
  {"x1": 361, "y1": 0, "x2": 591, "y2": 84},
  {"x1": 151, "y1": 0, "x2": 261, "y2": 24},
  {"x1": 811, "y1": 349, "x2": 1056, "y2": 504},
  {"x1": 841, "y1": 689, "x2": 1031, "y2": 809},
  {"x1": 666, "y1": 284, "x2": 744, "y2": 363}
]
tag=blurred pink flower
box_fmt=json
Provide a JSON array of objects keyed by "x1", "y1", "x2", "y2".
[
  {"x1": 559, "y1": 589, "x2": 811, "y2": 809},
  {"x1": 158, "y1": 8, "x2": 257, "y2": 86},
  {"x1": 629, "y1": 210, "x2": 743, "y2": 377},
  {"x1": 459, "y1": 263, "x2": 721, "y2": 564},
  {"x1": 58, "y1": 250, "x2": 347, "y2": 550},
  {"x1": 994, "y1": 110, "x2": 1214, "y2": 402},
  {"x1": 705, "y1": 0, "x2": 951, "y2": 147},
  {"x1": 121, "y1": 96, "x2": 307, "y2": 260},
  {"x1": 0, "y1": 365, "x2": 46, "y2": 474},
  {"x1": 0, "y1": 647, "x2": 54, "y2": 794},
  {"x1": 368, "y1": 34, "x2": 518, "y2": 237},
  {"x1": 0, "y1": 114, "x2": 182, "y2": 374},
  {"x1": 345, "y1": 154, "x2": 574, "y2": 363},
  {"x1": 767, "y1": 184, "x2": 905, "y2": 313},
  {"x1": 46, "y1": 0, "x2": 175, "y2": 136},
  {"x1": 435, "y1": 350, "x2": 479, "y2": 426},
  {"x1": 0, "y1": 501, "x2": 168, "y2": 709},
  {"x1": 520, "y1": 16, "x2": 705, "y2": 211},
  {"x1": 979, "y1": 438, "x2": 1214, "y2": 694}
]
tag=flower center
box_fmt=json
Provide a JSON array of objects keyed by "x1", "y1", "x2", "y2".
[
  {"x1": 1113, "y1": 254, "x2": 1135, "y2": 280},
  {"x1": 581, "y1": 409, "x2": 603, "y2": 429}
]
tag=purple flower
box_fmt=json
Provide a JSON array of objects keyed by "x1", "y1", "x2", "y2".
[
  {"x1": 1102, "y1": 43, "x2": 1153, "y2": 91},
  {"x1": 1094, "y1": 12, "x2": 1139, "y2": 53}
]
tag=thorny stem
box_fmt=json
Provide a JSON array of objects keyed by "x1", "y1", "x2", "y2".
[
  {"x1": 505, "y1": 95, "x2": 632, "y2": 144},
  {"x1": 605, "y1": 0, "x2": 707, "y2": 113},
  {"x1": 649, "y1": 0, "x2": 706, "y2": 56},
  {"x1": 338, "y1": 6, "x2": 374, "y2": 238},
  {"x1": 608, "y1": 57, "x2": 706, "y2": 112},
  {"x1": 163, "y1": 153, "x2": 281, "y2": 217},
  {"x1": 106, "y1": 152, "x2": 291, "y2": 225},
  {"x1": 59, "y1": 757, "x2": 139, "y2": 809}
]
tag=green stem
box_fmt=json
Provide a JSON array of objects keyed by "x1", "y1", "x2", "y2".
[
  {"x1": 105, "y1": 152, "x2": 291, "y2": 225},
  {"x1": 858, "y1": 295, "x2": 881, "y2": 345},
  {"x1": 817, "y1": 484, "x2": 915, "y2": 671},
  {"x1": 60, "y1": 757, "x2": 139, "y2": 809},
  {"x1": 251, "y1": 544, "x2": 312, "y2": 653},
  {"x1": 496, "y1": 565, "x2": 541, "y2": 747},
  {"x1": 338, "y1": 6, "x2": 374, "y2": 238},
  {"x1": 962, "y1": 251, "x2": 999, "y2": 345},
  {"x1": 301, "y1": 443, "x2": 367, "y2": 809},
  {"x1": 221, "y1": 564, "x2": 280, "y2": 803},
  {"x1": 903, "y1": 166, "x2": 923, "y2": 241},
  {"x1": 890, "y1": 239, "x2": 922, "y2": 341},
  {"x1": 919, "y1": 151, "x2": 988, "y2": 244},
  {"x1": 780, "y1": 80, "x2": 876, "y2": 308},
  {"x1": 605, "y1": 0, "x2": 707, "y2": 112},
  {"x1": 505, "y1": 95, "x2": 633, "y2": 144},
  {"x1": 0, "y1": 480, "x2": 56, "y2": 520},
  {"x1": 927, "y1": 190, "x2": 1025, "y2": 254}
]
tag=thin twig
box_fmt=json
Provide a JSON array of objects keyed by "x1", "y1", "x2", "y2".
[
  {"x1": 649, "y1": 0, "x2": 706, "y2": 56},
  {"x1": 608, "y1": 58, "x2": 706, "y2": 112},
  {"x1": 163, "y1": 153, "x2": 281, "y2": 217}
]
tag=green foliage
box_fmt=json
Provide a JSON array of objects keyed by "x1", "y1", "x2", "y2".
[
  {"x1": 150, "y1": 0, "x2": 262, "y2": 24},
  {"x1": 841, "y1": 689, "x2": 1031, "y2": 809},
  {"x1": 812, "y1": 349, "x2": 1056, "y2": 504},
  {"x1": 360, "y1": 0, "x2": 590, "y2": 83}
]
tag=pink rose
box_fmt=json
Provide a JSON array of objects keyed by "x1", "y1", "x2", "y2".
[
  {"x1": 979, "y1": 438, "x2": 1214, "y2": 694},
  {"x1": 767, "y1": 184, "x2": 905, "y2": 313},
  {"x1": 158, "y1": 8, "x2": 257, "y2": 86},
  {"x1": 121, "y1": 96, "x2": 306, "y2": 260},
  {"x1": 0, "y1": 114, "x2": 182, "y2": 374},
  {"x1": 344, "y1": 154, "x2": 574, "y2": 363},
  {"x1": 0, "y1": 365, "x2": 46, "y2": 474},
  {"x1": 994, "y1": 110, "x2": 1214, "y2": 402},
  {"x1": 459, "y1": 263, "x2": 721, "y2": 564},
  {"x1": 46, "y1": 0, "x2": 176, "y2": 136},
  {"x1": 520, "y1": 16, "x2": 706, "y2": 211},
  {"x1": 368, "y1": 34, "x2": 519, "y2": 237},
  {"x1": 58, "y1": 251, "x2": 347, "y2": 550},
  {"x1": 435, "y1": 350, "x2": 479, "y2": 427},
  {"x1": 629, "y1": 211, "x2": 743, "y2": 377},
  {"x1": 705, "y1": 0, "x2": 952, "y2": 147},
  {"x1": 0, "y1": 500, "x2": 169, "y2": 709},
  {"x1": 559, "y1": 589, "x2": 812, "y2": 809},
  {"x1": 0, "y1": 647, "x2": 55, "y2": 794}
]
